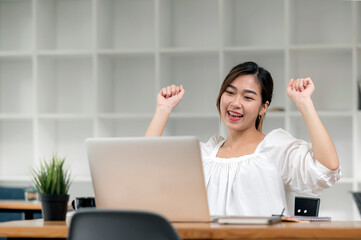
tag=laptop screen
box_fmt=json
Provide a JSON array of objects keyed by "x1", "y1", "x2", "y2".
[{"x1": 86, "y1": 136, "x2": 210, "y2": 222}]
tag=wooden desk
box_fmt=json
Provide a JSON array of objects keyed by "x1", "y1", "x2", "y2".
[
  {"x1": 0, "y1": 200, "x2": 42, "y2": 220},
  {"x1": 0, "y1": 218, "x2": 361, "y2": 239}
]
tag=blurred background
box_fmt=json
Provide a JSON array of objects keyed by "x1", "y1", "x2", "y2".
[{"x1": 0, "y1": 0, "x2": 360, "y2": 220}]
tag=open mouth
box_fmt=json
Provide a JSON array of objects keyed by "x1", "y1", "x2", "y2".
[{"x1": 227, "y1": 111, "x2": 243, "y2": 120}]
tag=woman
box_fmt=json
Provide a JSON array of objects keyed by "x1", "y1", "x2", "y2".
[{"x1": 145, "y1": 61, "x2": 341, "y2": 216}]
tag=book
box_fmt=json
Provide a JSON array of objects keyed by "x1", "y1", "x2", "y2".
[
  {"x1": 284, "y1": 215, "x2": 332, "y2": 222},
  {"x1": 216, "y1": 216, "x2": 282, "y2": 225}
]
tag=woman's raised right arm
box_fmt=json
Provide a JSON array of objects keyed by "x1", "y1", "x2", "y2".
[{"x1": 145, "y1": 85, "x2": 185, "y2": 137}]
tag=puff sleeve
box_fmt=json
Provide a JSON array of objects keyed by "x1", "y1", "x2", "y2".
[{"x1": 261, "y1": 129, "x2": 341, "y2": 195}]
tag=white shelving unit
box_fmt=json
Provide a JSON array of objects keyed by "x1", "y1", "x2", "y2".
[
  {"x1": 37, "y1": 0, "x2": 93, "y2": 50},
  {"x1": 0, "y1": 0, "x2": 360, "y2": 220},
  {"x1": 98, "y1": 54, "x2": 155, "y2": 113},
  {"x1": 37, "y1": 55, "x2": 94, "y2": 114}
]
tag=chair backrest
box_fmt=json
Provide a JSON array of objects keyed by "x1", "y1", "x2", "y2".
[
  {"x1": 0, "y1": 186, "x2": 25, "y2": 200},
  {"x1": 0, "y1": 186, "x2": 25, "y2": 222},
  {"x1": 68, "y1": 209, "x2": 182, "y2": 240},
  {"x1": 0, "y1": 186, "x2": 42, "y2": 222}
]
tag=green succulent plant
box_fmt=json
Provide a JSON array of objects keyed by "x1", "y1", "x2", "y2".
[{"x1": 32, "y1": 154, "x2": 72, "y2": 195}]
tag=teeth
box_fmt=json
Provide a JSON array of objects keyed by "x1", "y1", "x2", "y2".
[{"x1": 228, "y1": 111, "x2": 242, "y2": 117}]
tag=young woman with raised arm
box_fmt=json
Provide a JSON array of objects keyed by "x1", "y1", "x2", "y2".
[{"x1": 145, "y1": 61, "x2": 340, "y2": 216}]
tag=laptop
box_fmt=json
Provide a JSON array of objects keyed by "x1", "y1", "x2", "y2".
[{"x1": 86, "y1": 136, "x2": 211, "y2": 222}]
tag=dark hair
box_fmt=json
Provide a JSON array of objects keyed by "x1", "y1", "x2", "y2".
[{"x1": 216, "y1": 61, "x2": 274, "y2": 132}]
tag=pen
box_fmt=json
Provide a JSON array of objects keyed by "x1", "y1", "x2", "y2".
[{"x1": 272, "y1": 208, "x2": 285, "y2": 217}]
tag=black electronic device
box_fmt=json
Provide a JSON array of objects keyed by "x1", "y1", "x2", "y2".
[{"x1": 294, "y1": 197, "x2": 320, "y2": 216}]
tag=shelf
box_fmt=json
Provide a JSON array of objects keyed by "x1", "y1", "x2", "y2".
[
  {"x1": 97, "y1": 0, "x2": 155, "y2": 49},
  {"x1": 37, "y1": 50, "x2": 93, "y2": 57},
  {"x1": 224, "y1": 51, "x2": 285, "y2": 111},
  {"x1": 339, "y1": 178, "x2": 354, "y2": 184},
  {"x1": 70, "y1": 176, "x2": 92, "y2": 183},
  {"x1": 38, "y1": 114, "x2": 94, "y2": 120},
  {"x1": 0, "y1": 119, "x2": 33, "y2": 177},
  {"x1": 0, "y1": 0, "x2": 32, "y2": 51},
  {"x1": 289, "y1": 49, "x2": 352, "y2": 111},
  {"x1": 290, "y1": 0, "x2": 352, "y2": 45},
  {"x1": 159, "y1": 48, "x2": 218, "y2": 55},
  {"x1": 224, "y1": 0, "x2": 284, "y2": 47},
  {"x1": 289, "y1": 45, "x2": 353, "y2": 51},
  {"x1": 0, "y1": 52, "x2": 32, "y2": 58},
  {"x1": 98, "y1": 113, "x2": 154, "y2": 119},
  {"x1": 0, "y1": 176, "x2": 32, "y2": 182},
  {"x1": 262, "y1": 116, "x2": 285, "y2": 135},
  {"x1": 37, "y1": 55, "x2": 93, "y2": 114},
  {"x1": 98, "y1": 112, "x2": 219, "y2": 119},
  {"x1": 98, "y1": 49, "x2": 154, "y2": 56},
  {"x1": 0, "y1": 114, "x2": 33, "y2": 120},
  {"x1": 265, "y1": 111, "x2": 285, "y2": 117},
  {"x1": 37, "y1": 0, "x2": 92, "y2": 50},
  {"x1": 98, "y1": 54, "x2": 155, "y2": 113},
  {"x1": 0, "y1": 57, "x2": 33, "y2": 114},
  {"x1": 169, "y1": 113, "x2": 218, "y2": 119},
  {"x1": 289, "y1": 115, "x2": 353, "y2": 178},
  {"x1": 160, "y1": 54, "x2": 219, "y2": 114},
  {"x1": 318, "y1": 182, "x2": 353, "y2": 220},
  {"x1": 97, "y1": 118, "x2": 150, "y2": 137},
  {"x1": 37, "y1": 119, "x2": 93, "y2": 178},
  {"x1": 159, "y1": 0, "x2": 219, "y2": 48},
  {"x1": 223, "y1": 47, "x2": 284, "y2": 53},
  {"x1": 289, "y1": 111, "x2": 353, "y2": 117}
]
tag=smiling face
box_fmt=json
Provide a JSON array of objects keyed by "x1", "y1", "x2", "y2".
[{"x1": 220, "y1": 74, "x2": 268, "y2": 132}]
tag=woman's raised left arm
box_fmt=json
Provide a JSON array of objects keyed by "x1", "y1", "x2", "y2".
[{"x1": 287, "y1": 78, "x2": 340, "y2": 171}]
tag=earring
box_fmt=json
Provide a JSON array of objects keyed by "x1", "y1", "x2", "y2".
[{"x1": 258, "y1": 115, "x2": 262, "y2": 120}]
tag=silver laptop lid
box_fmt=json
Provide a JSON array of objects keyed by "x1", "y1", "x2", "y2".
[{"x1": 86, "y1": 136, "x2": 210, "y2": 222}]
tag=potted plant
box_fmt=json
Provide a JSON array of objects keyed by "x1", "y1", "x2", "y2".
[{"x1": 32, "y1": 154, "x2": 72, "y2": 221}]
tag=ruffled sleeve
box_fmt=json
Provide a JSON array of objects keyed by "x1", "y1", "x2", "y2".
[{"x1": 261, "y1": 128, "x2": 341, "y2": 195}]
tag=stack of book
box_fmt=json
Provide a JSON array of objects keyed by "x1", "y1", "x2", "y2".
[{"x1": 215, "y1": 215, "x2": 331, "y2": 225}]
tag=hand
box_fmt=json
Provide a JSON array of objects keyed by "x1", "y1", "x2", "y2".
[
  {"x1": 157, "y1": 85, "x2": 185, "y2": 111},
  {"x1": 287, "y1": 78, "x2": 315, "y2": 106}
]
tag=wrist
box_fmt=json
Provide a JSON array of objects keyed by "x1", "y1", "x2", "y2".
[
  {"x1": 156, "y1": 105, "x2": 172, "y2": 115},
  {"x1": 295, "y1": 97, "x2": 314, "y2": 114}
]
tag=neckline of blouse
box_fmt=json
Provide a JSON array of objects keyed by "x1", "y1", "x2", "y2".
[{"x1": 212, "y1": 129, "x2": 277, "y2": 160}]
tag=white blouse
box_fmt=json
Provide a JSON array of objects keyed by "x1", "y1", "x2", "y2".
[{"x1": 200, "y1": 128, "x2": 341, "y2": 216}]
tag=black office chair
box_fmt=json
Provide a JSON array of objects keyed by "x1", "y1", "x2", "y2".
[
  {"x1": 0, "y1": 186, "x2": 26, "y2": 222},
  {"x1": 0, "y1": 186, "x2": 24, "y2": 200},
  {"x1": 0, "y1": 186, "x2": 42, "y2": 222},
  {"x1": 68, "y1": 209, "x2": 182, "y2": 240},
  {"x1": 0, "y1": 186, "x2": 42, "y2": 240}
]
